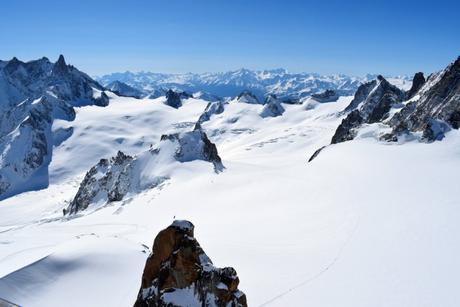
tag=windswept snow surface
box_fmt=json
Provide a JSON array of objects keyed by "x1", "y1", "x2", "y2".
[{"x1": 0, "y1": 94, "x2": 459, "y2": 307}]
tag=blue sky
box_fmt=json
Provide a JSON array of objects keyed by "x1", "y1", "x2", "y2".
[{"x1": 1, "y1": 0, "x2": 459, "y2": 76}]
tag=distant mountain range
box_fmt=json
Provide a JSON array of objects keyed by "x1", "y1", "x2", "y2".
[{"x1": 96, "y1": 69, "x2": 412, "y2": 100}]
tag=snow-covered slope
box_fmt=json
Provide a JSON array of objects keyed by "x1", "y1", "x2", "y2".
[
  {"x1": 0, "y1": 87, "x2": 459, "y2": 306},
  {"x1": 1, "y1": 55, "x2": 459, "y2": 307},
  {"x1": 97, "y1": 69, "x2": 412, "y2": 101}
]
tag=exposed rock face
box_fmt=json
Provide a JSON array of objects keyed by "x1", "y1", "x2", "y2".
[
  {"x1": 331, "y1": 110, "x2": 363, "y2": 144},
  {"x1": 307, "y1": 146, "x2": 326, "y2": 162},
  {"x1": 160, "y1": 125, "x2": 224, "y2": 172},
  {"x1": 331, "y1": 76, "x2": 405, "y2": 144},
  {"x1": 134, "y1": 220, "x2": 247, "y2": 307},
  {"x1": 385, "y1": 56, "x2": 460, "y2": 142},
  {"x1": 260, "y1": 94, "x2": 285, "y2": 118},
  {"x1": 165, "y1": 90, "x2": 183, "y2": 108},
  {"x1": 406, "y1": 72, "x2": 426, "y2": 99},
  {"x1": 0, "y1": 55, "x2": 108, "y2": 199},
  {"x1": 107, "y1": 80, "x2": 145, "y2": 98},
  {"x1": 64, "y1": 151, "x2": 135, "y2": 215},
  {"x1": 197, "y1": 101, "x2": 226, "y2": 124},
  {"x1": 236, "y1": 90, "x2": 260, "y2": 104},
  {"x1": 343, "y1": 79, "x2": 378, "y2": 112},
  {"x1": 345, "y1": 76, "x2": 405, "y2": 122},
  {"x1": 0, "y1": 97, "x2": 53, "y2": 199},
  {"x1": 65, "y1": 127, "x2": 223, "y2": 214},
  {"x1": 311, "y1": 89, "x2": 339, "y2": 103}
]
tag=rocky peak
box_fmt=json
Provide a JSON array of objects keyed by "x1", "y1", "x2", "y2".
[
  {"x1": 260, "y1": 94, "x2": 285, "y2": 118},
  {"x1": 406, "y1": 72, "x2": 426, "y2": 99},
  {"x1": 237, "y1": 90, "x2": 260, "y2": 104},
  {"x1": 197, "y1": 100, "x2": 226, "y2": 124},
  {"x1": 383, "y1": 55, "x2": 460, "y2": 142},
  {"x1": 165, "y1": 89, "x2": 182, "y2": 108},
  {"x1": 344, "y1": 79, "x2": 378, "y2": 112},
  {"x1": 344, "y1": 75, "x2": 405, "y2": 122},
  {"x1": 52, "y1": 54, "x2": 69, "y2": 75},
  {"x1": 134, "y1": 220, "x2": 247, "y2": 307}
]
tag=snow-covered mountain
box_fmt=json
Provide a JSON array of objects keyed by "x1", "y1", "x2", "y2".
[
  {"x1": 97, "y1": 69, "x2": 411, "y2": 101},
  {"x1": 106, "y1": 80, "x2": 144, "y2": 99},
  {"x1": 1, "y1": 55, "x2": 460, "y2": 307},
  {"x1": 0, "y1": 55, "x2": 109, "y2": 200}
]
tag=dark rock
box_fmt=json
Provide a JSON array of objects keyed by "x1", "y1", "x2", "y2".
[
  {"x1": 406, "y1": 72, "x2": 426, "y2": 99},
  {"x1": 344, "y1": 79, "x2": 377, "y2": 112},
  {"x1": 331, "y1": 75, "x2": 405, "y2": 144},
  {"x1": 387, "y1": 56, "x2": 460, "y2": 140},
  {"x1": 281, "y1": 97, "x2": 301, "y2": 105},
  {"x1": 331, "y1": 110, "x2": 363, "y2": 144},
  {"x1": 421, "y1": 119, "x2": 450, "y2": 142},
  {"x1": 237, "y1": 90, "x2": 260, "y2": 104},
  {"x1": 308, "y1": 146, "x2": 326, "y2": 162},
  {"x1": 65, "y1": 151, "x2": 134, "y2": 214},
  {"x1": 311, "y1": 89, "x2": 339, "y2": 103},
  {"x1": 52, "y1": 54, "x2": 69, "y2": 75},
  {"x1": 165, "y1": 90, "x2": 182, "y2": 108},
  {"x1": 94, "y1": 91, "x2": 110, "y2": 107},
  {"x1": 260, "y1": 94, "x2": 285, "y2": 117},
  {"x1": 134, "y1": 220, "x2": 247, "y2": 307},
  {"x1": 197, "y1": 101, "x2": 225, "y2": 124}
]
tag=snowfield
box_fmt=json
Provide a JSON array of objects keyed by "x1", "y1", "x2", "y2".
[{"x1": 1, "y1": 94, "x2": 460, "y2": 307}]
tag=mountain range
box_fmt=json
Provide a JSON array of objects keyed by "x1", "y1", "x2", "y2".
[
  {"x1": 96, "y1": 69, "x2": 412, "y2": 101},
  {"x1": 0, "y1": 54, "x2": 460, "y2": 307}
]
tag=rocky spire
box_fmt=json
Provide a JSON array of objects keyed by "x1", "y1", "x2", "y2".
[
  {"x1": 406, "y1": 72, "x2": 426, "y2": 99},
  {"x1": 164, "y1": 89, "x2": 182, "y2": 108},
  {"x1": 52, "y1": 54, "x2": 69, "y2": 75},
  {"x1": 134, "y1": 220, "x2": 247, "y2": 307}
]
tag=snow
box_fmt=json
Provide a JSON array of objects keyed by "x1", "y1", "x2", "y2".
[{"x1": 0, "y1": 93, "x2": 459, "y2": 307}]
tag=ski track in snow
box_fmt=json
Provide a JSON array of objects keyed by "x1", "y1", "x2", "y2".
[{"x1": 258, "y1": 217, "x2": 361, "y2": 307}]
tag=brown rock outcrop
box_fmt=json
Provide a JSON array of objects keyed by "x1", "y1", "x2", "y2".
[{"x1": 134, "y1": 220, "x2": 247, "y2": 307}]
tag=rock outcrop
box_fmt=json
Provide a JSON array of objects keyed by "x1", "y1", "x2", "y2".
[
  {"x1": 134, "y1": 220, "x2": 247, "y2": 307},
  {"x1": 197, "y1": 101, "x2": 226, "y2": 124},
  {"x1": 384, "y1": 56, "x2": 460, "y2": 142},
  {"x1": 311, "y1": 89, "x2": 339, "y2": 103},
  {"x1": 310, "y1": 55, "x2": 460, "y2": 162},
  {"x1": 331, "y1": 110, "x2": 363, "y2": 144},
  {"x1": 236, "y1": 90, "x2": 261, "y2": 104},
  {"x1": 164, "y1": 89, "x2": 182, "y2": 108},
  {"x1": 65, "y1": 126, "x2": 223, "y2": 214},
  {"x1": 406, "y1": 72, "x2": 426, "y2": 100},
  {"x1": 260, "y1": 94, "x2": 285, "y2": 118},
  {"x1": 331, "y1": 75, "x2": 404, "y2": 145}
]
